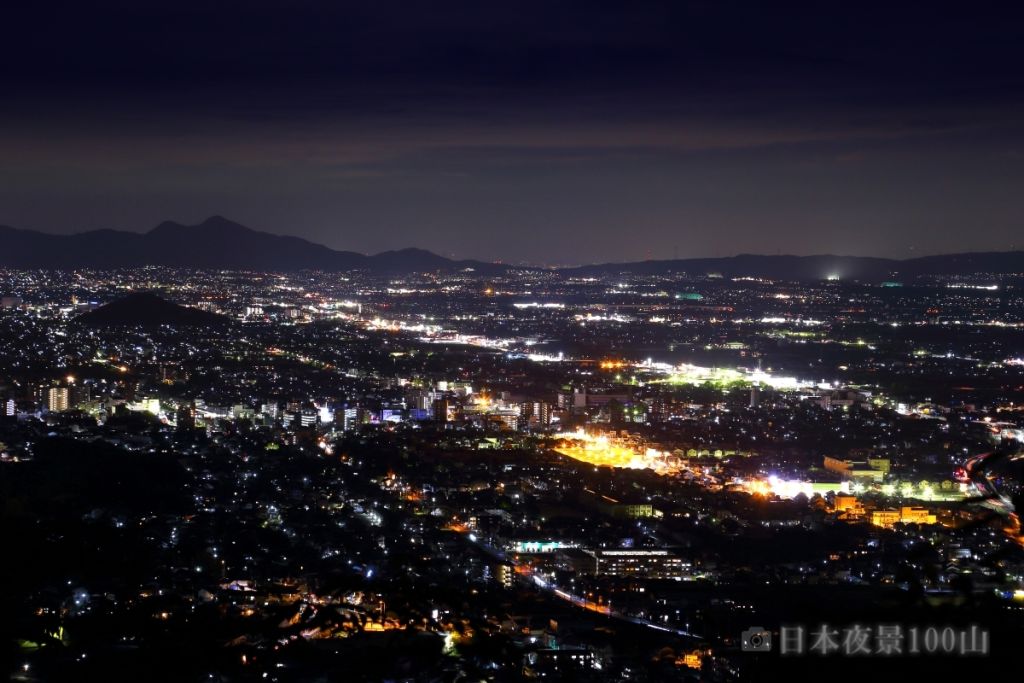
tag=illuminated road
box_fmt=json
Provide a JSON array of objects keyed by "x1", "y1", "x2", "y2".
[
  {"x1": 463, "y1": 533, "x2": 702, "y2": 639},
  {"x1": 964, "y1": 452, "x2": 1016, "y2": 514},
  {"x1": 962, "y1": 452, "x2": 1024, "y2": 546}
]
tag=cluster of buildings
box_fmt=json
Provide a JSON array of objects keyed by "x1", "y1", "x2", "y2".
[{"x1": 0, "y1": 265, "x2": 1022, "y2": 680}]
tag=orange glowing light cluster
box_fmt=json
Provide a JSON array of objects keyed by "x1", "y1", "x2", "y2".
[
  {"x1": 582, "y1": 601, "x2": 610, "y2": 614},
  {"x1": 553, "y1": 429, "x2": 680, "y2": 475},
  {"x1": 744, "y1": 480, "x2": 773, "y2": 497},
  {"x1": 1007, "y1": 513, "x2": 1024, "y2": 548},
  {"x1": 598, "y1": 360, "x2": 628, "y2": 370}
]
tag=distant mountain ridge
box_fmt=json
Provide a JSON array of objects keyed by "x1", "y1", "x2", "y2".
[
  {"x1": 0, "y1": 216, "x2": 503, "y2": 273},
  {"x1": 562, "y1": 251, "x2": 1024, "y2": 281},
  {"x1": 0, "y1": 216, "x2": 1021, "y2": 279}
]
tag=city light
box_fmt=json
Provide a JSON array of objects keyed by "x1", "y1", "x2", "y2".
[{"x1": 553, "y1": 429, "x2": 682, "y2": 475}]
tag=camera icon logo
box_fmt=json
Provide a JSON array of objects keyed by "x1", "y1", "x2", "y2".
[{"x1": 741, "y1": 627, "x2": 772, "y2": 652}]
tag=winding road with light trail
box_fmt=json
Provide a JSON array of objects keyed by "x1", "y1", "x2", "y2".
[
  {"x1": 962, "y1": 451, "x2": 1024, "y2": 543},
  {"x1": 463, "y1": 532, "x2": 702, "y2": 639}
]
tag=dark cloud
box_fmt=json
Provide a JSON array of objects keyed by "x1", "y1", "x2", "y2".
[{"x1": 2, "y1": 1, "x2": 1023, "y2": 262}]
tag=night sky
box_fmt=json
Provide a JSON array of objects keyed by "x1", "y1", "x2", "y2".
[{"x1": 3, "y1": 1, "x2": 1023, "y2": 264}]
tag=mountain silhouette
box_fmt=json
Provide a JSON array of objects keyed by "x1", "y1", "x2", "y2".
[
  {"x1": 1, "y1": 216, "x2": 1021, "y2": 279},
  {"x1": 0, "y1": 216, "x2": 502, "y2": 273},
  {"x1": 561, "y1": 251, "x2": 1024, "y2": 280},
  {"x1": 74, "y1": 292, "x2": 229, "y2": 327}
]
